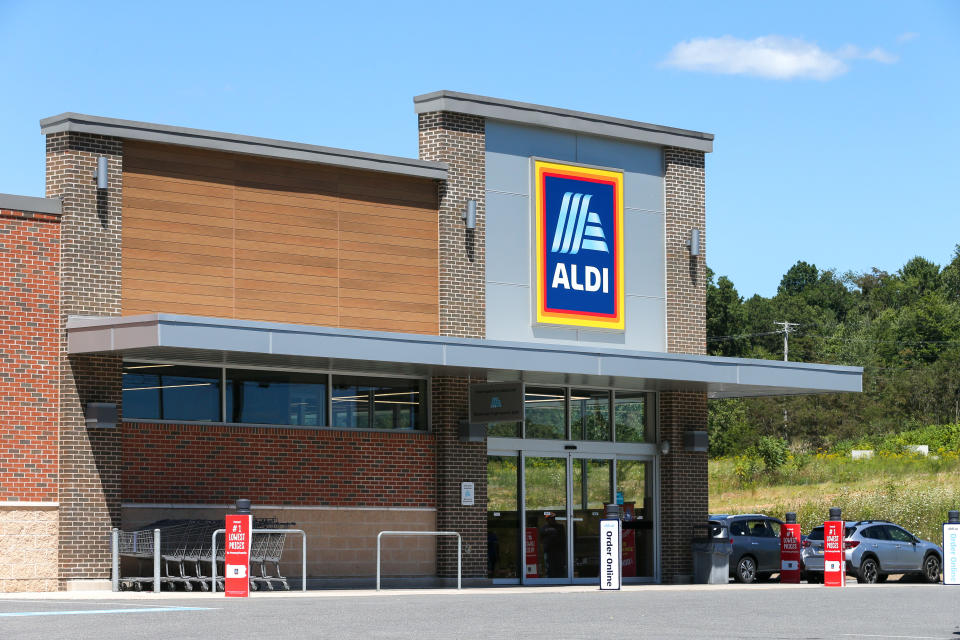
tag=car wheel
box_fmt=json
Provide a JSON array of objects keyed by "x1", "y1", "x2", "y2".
[
  {"x1": 735, "y1": 556, "x2": 757, "y2": 583},
  {"x1": 922, "y1": 554, "x2": 941, "y2": 584},
  {"x1": 858, "y1": 557, "x2": 880, "y2": 584}
]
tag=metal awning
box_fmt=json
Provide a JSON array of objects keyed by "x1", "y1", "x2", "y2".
[{"x1": 67, "y1": 314, "x2": 862, "y2": 399}]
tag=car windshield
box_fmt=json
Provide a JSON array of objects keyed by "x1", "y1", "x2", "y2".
[{"x1": 807, "y1": 526, "x2": 855, "y2": 540}]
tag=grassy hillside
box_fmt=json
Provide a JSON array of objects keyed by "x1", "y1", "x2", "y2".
[{"x1": 709, "y1": 451, "x2": 960, "y2": 544}]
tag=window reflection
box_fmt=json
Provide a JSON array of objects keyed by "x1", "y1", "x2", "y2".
[
  {"x1": 523, "y1": 387, "x2": 565, "y2": 440},
  {"x1": 122, "y1": 363, "x2": 221, "y2": 422},
  {"x1": 226, "y1": 369, "x2": 325, "y2": 426},
  {"x1": 332, "y1": 375, "x2": 426, "y2": 430},
  {"x1": 570, "y1": 389, "x2": 610, "y2": 441},
  {"x1": 614, "y1": 392, "x2": 650, "y2": 443}
]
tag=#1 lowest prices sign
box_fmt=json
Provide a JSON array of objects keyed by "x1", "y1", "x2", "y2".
[
  {"x1": 225, "y1": 514, "x2": 252, "y2": 597},
  {"x1": 534, "y1": 160, "x2": 625, "y2": 331}
]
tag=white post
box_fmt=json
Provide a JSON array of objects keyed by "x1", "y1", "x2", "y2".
[
  {"x1": 153, "y1": 528, "x2": 161, "y2": 593},
  {"x1": 111, "y1": 528, "x2": 119, "y2": 592}
]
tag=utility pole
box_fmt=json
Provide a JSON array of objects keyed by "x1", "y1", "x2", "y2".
[
  {"x1": 774, "y1": 321, "x2": 799, "y2": 361},
  {"x1": 774, "y1": 321, "x2": 799, "y2": 440}
]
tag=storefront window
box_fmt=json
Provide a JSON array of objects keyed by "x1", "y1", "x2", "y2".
[
  {"x1": 488, "y1": 421, "x2": 521, "y2": 438},
  {"x1": 523, "y1": 386, "x2": 565, "y2": 439},
  {"x1": 617, "y1": 459, "x2": 654, "y2": 578},
  {"x1": 226, "y1": 369, "x2": 326, "y2": 426},
  {"x1": 614, "y1": 392, "x2": 650, "y2": 442},
  {"x1": 332, "y1": 375, "x2": 427, "y2": 431},
  {"x1": 570, "y1": 389, "x2": 610, "y2": 441},
  {"x1": 122, "y1": 362, "x2": 221, "y2": 422},
  {"x1": 487, "y1": 455, "x2": 520, "y2": 579}
]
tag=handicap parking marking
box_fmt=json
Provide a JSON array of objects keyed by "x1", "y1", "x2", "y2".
[{"x1": 0, "y1": 606, "x2": 217, "y2": 617}]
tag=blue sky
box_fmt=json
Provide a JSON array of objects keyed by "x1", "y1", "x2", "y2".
[{"x1": 1, "y1": 1, "x2": 957, "y2": 298}]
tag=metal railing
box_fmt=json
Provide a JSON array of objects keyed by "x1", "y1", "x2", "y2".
[
  {"x1": 211, "y1": 528, "x2": 307, "y2": 593},
  {"x1": 111, "y1": 527, "x2": 161, "y2": 592},
  {"x1": 376, "y1": 530, "x2": 461, "y2": 591}
]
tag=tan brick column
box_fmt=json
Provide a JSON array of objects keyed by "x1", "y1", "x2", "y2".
[
  {"x1": 46, "y1": 132, "x2": 124, "y2": 588},
  {"x1": 660, "y1": 147, "x2": 708, "y2": 583}
]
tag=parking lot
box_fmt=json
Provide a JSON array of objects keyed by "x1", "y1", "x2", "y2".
[{"x1": 1, "y1": 583, "x2": 958, "y2": 640}]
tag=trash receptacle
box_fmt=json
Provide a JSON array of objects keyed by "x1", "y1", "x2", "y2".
[{"x1": 692, "y1": 522, "x2": 732, "y2": 584}]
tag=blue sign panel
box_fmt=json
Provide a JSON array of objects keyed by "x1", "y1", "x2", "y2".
[{"x1": 534, "y1": 161, "x2": 624, "y2": 330}]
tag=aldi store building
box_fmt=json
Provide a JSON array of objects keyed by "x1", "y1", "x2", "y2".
[{"x1": 0, "y1": 91, "x2": 861, "y2": 591}]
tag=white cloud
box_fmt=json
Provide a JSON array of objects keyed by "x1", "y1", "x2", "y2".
[
  {"x1": 663, "y1": 35, "x2": 897, "y2": 81},
  {"x1": 897, "y1": 32, "x2": 919, "y2": 43}
]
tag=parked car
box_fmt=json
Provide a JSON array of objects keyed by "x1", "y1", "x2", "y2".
[
  {"x1": 801, "y1": 520, "x2": 943, "y2": 584},
  {"x1": 709, "y1": 514, "x2": 784, "y2": 583}
]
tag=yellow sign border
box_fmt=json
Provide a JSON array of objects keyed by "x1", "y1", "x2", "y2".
[{"x1": 534, "y1": 160, "x2": 625, "y2": 330}]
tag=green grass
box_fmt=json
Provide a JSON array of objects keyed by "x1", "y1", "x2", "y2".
[{"x1": 710, "y1": 451, "x2": 960, "y2": 544}]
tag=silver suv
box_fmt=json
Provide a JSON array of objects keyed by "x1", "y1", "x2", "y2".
[
  {"x1": 709, "y1": 514, "x2": 783, "y2": 583},
  {"x1": 802, "y1": 520, "x2": 942, "y2": 584}
]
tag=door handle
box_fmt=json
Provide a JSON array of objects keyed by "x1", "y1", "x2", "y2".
[{"x1": 751, "y1": 542, "x2": 759, "y2": 545}]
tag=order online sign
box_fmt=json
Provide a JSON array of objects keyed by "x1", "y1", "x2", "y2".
[{"x1": 534, "y1": 160, "x2": 625, "y2": 330}]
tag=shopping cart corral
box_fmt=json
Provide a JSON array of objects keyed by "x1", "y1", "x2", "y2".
[{"x1": 111, "y1": 518, "x2": 304, "y2": 592}]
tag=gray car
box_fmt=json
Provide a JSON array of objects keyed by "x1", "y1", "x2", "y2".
[
  {"x1": 801, "y1": 520, "x2": 943, "y2": 584},
  {"x1": 709, "y1": 514, "x2": 783, "y2": 583}
]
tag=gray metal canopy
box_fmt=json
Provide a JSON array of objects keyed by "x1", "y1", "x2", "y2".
[{"x1": 67, "y1": 314, "x2": 862, "y2": 399}]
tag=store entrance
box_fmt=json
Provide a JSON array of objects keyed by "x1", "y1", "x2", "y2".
[{"x1": 487, "y1": 452, "x2": 655, "y2": 584}]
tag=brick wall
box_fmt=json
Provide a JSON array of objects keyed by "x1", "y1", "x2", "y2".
[
  {"x1": 46, "y1": 132, "x2": 125, "y2": 586},
  {"x1": 661, "y1": 146, "x2": 708, "y2": 583},
  {"x1": 122, "y1": 423, "x2": 435, "y2": 506},
  {"x1": 658, "y1": 392, "x2": 708, "y2": 582},
  {"x1": 419, "y1": 112, "x2": 489, "y2": 579},
  {"x1": 664, "y1": 147, "x2": 706, "y2": 356},
  {"x1": 431, "y1": 377, "x2": 487, "y2": 578},
  {"x1": 0, "y1": 209, "x2": 60, "y2": 502},
  {"x1": 418, "y1": 112, "x2": 485, "y2": 339}
]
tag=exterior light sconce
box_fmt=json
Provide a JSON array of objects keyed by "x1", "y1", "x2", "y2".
[
  {"x1": 462, "y1": 199, "x2": 477, "y2": 230},
  {"x1": 685, "y1": 228, "x2": 700, "y2": 256},
  {"x1": 659, "y1": 439, "x2": 671, "y2": 455},
  {"x1": 85, "y1": 402, "x2": 117, "y2": 428},
  {"x1": 93, "y1": 156, "x2": 109, "y2": 190}
]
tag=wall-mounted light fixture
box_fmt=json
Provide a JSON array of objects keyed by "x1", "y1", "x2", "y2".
[
  {"x1": 85, "y1": 402, "x2": 117, "y2": 428},
  {"x1": 462, "y1": 199, "x2": 477, "y2": 230},
  {"x1": 685, "y1": 228, "x2": 700, "y2": 256},
  {"x1": 93, "y1": 156, "x2": 109, "y2": 190},
  {"x1": 660, "y1": 439, "x2": 671, "y2": 455}
]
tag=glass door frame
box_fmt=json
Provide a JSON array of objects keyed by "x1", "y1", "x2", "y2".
[{"x1": 488, "y1": 439, "x2": 660, "y2": 585}]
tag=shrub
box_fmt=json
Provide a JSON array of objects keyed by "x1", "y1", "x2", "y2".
[{"x1": 751, "y1": 436, "x2": 790, "y2": 471}]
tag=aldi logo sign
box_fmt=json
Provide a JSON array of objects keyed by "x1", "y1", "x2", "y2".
[{"x1": 534, "y1": 160, "x2": 624, "y2": 330}]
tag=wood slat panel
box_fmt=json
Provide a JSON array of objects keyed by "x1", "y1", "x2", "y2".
[
  {"x1": 125, "y1": 226, "x2": 234, "y2": 249},
  {"x1": 123, "y1": 237, "x2": 233, "y2": 259},
  {"x1": 125, "y1": 268, "x2": 233, "y2": 289},
  {"x1": 124, "y1": 248, "x2": 233, "y2": 269},
  {"x1": 124, "y1": 195, "x2": 234, "y2": 219},
  {"x1": 339, "y1": 287, "x2": 438, "y2": 305},
  {"x1": 123, "y1": 141, "x2": 438, "y2": 333},
  {"x1": 123, "y1": 172, "x2": 234, "y2": 199}
]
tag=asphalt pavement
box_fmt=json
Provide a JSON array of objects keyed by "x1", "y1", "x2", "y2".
[{"x1": 0, "y1": 583, "x2": 958, "y2": 640}]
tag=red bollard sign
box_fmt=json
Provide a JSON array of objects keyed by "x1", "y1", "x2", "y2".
[
  {"x1": 823, "y1": 520, "x2": 845, "y2": 587},
  {"x1": 779, "y1": 523, "x2": 802, "y2": 583},
  {"x1": 225, "y1": 514, "x2": 252, "y2": 597}
]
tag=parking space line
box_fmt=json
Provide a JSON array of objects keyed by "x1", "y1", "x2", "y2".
[
  {"x1": 841, "y1": 635, "x2": 947, "y2": 639},
  {"x1": 0, "y1": 606, "x2": 217, "y2": 617}
]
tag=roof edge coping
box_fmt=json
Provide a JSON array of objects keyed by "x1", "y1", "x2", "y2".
[
  {"x1": 39, "y1": 113, "x2": 448, "y2": 181},
  {"x1": 0, "y1": 192, "x2": 62, "y2": 215},
  {"x1": 414, "y1": 90, "x2": 714, "y2": 153}
]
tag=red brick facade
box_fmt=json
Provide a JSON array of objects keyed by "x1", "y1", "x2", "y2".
[
  {"x1": 0, "y1": 209, "x2": 60, "y2": 502},
  {"x1": 121, "y1": 423, "x2": 435, "y2": 507}
]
